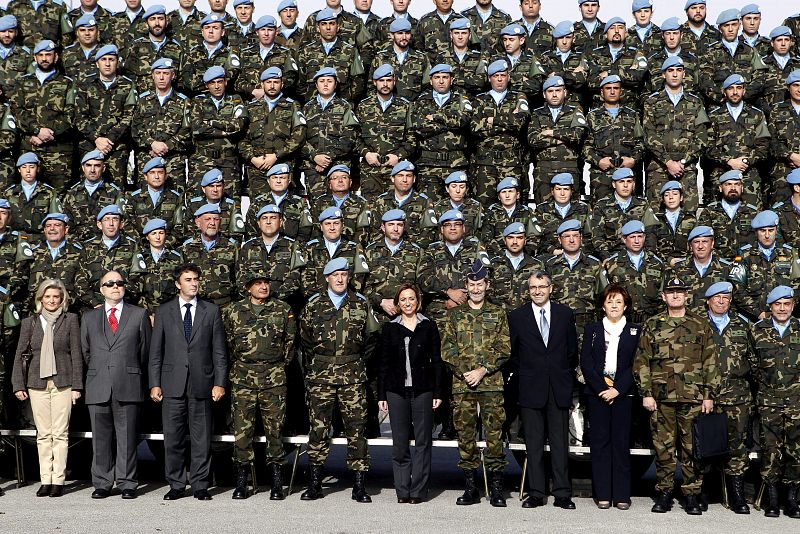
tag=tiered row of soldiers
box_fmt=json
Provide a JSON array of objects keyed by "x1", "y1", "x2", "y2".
[{"x1": 0, "y1": 0, "x2": 798, "y2": 516}]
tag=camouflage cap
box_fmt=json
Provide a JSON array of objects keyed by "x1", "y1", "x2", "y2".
[
  {"x1": 466, "y1": 258, "x2": 489, "y2": 281},
  {"x1": 142, "y1": 218, "x2": 167, "y2": 235},
  {"x1": 766, "y1": 285, "x2": 794, "y2": 305},
  {"x1": 323, "y1": 257, "x2": 349, "y2": 275},
  {"x1": 705, "y1": 281, "x2": 733, "y2": 298},
  {"x1": 243, "y1": 269, "x2": 270, "y2": 286}
]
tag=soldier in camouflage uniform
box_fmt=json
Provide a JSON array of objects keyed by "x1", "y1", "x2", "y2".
[
  {"x1": 767, "y1": 70, "x2": 800, "y2": 205},
  {"x1": 183, "y1": 169, "x2": 244, "y2": 242},
  {"x1": 136, "y1": 218, "x2": 182, "y2": 318},
  {"x1": 572, "y1": 1, "x2": 606, "y2": 54},
  {"x1": 362, "y1": 209, "x2": 422, "y2": 323},
  {"x1": 224, "y1": 269, "x2": 296, "y2": 501},
  {"x1": 583, "y1": 76, "x2": 644, "y2": 202},
  {"x1": 61, "y1": 150, "x2": 123, "y2": 242},
  {"x1": 644, "y1": 19, "x2": 700, "y2": 97},
  {"x1": 204, "y1": 0, "x2": 237, "y2": 37},
  {"x1": 122, "y1": 156, "x2": 182, "y2": 239},
  {"x1": 376, "y1": 0, "x2": 419, "y2": 46},
  {"x1": 434, "y1": 19, "x2": 487, "y2": 97},
  {"x1": 491, "y1": 23, "x2": 545, "y2": 101},
  {"x1": 513, "y1": 0, "x2": 554, "y2": 56},
  {"x1": 237, "y1": 204, "x2": 303, "y2": 305},
  {"x1": 0, "y1": 102, "x2": 16, "y2": 191},
  {"x1": 705, "y1": 74, "x2": 770, "y2": 207},
  {"x1": 667, "y1": 225, "x2": 733, "y2": 314},
  {"x1": 275, "y1": 0, "x2": 303, "y2": 51},
  {"x1": 108, "y1": 0, "x2": 147, "y2": 49},
  {"x1": 680, "y1": 1, "x2": 721, "y2": 57},
  {"x1": 539, "y1": 21, "x2": 589, "y2": 109},
  {"x1": 749, "y1": 285, "x2": 800, "y2": 518},
  {"x1": 309, "y1": 165, "x2": 371, "y2": 246},
  {"x1": 480, "y1": 177, "x2": 540, "y2": 258},
  {"x1": 299, "y1": 257, "x2": 378, "y2": 503},
  {"x1": 245, "y1": 163, "x2": 311, "y2": 242},
  {"x1": 429, "y1": 171, "x2": 483, "y2": 241},
  {"x1": 626, "y1": 0, "x2": 660, "y2": 56},
  {"x1": 589, "y1": 169, "x2": 653, "y2": 260},
  {"x1": 645, "y1": 181, "x2": 697, "y2": 266},
  {"x1": 4, "y1": 153, "x2": 57, "y2": 240},
  {"x1": 355, "y1": 64, "x2": 416, "y2": 198},
  {"x1": 703, "y1": 281, "x2": 755, "y2": 515},
  {"x1": 299, "y1": 0, "x2": 373, "y2": 63},
  {"x1": 527, "y1": 75, "x2": 587, "y2": 202},
  {"x1": 121, "y1": 6, "x2": 183, "y2": 93},
  {"x1": 641, "y1": 56, "x2": 709, "y2": 212},
  {"x1": 296, "y1": 8, "x2": 365, "y2": 102},
  {"x1": 0, "y1": 198, "x2": 33, "y2": 306},
  {"x1": 441, "y1": 259, "x2": 509, "y2": 507},
  {"x1": 469, "y1": 59, "x2": 530, "y2": 207},
  {"x1": 489, "y1": 221, "x2": 541, "y2": 311},
  {"x1": 179, "y1": 203, "x2": 238, "y2": 306},
  {"x1": 533, "y1": 173, "x2": 592, "y2": 257},
  {"x1": 226, "y1": 0, "x2": 256, "y2": 50},
  {"x1": 300, "y1": 67, "x2": 360, "y2": 197},
  {"x1": 697, "y1": 170, "x2": 759, "y2": 260},
  {"x1": 9, "y1": 40, "x2": 75, "y2": 193},
  {"x1": 759, "y1": 27, "x2": 797, "y2": 115},
  {"x1": 730, "y1": 210, "x2": 800, "y2": 322},
  {"x1": 5, "y1": 0, "x2": 70, "y2": 49},
  {"x1": 774, "y1": 169, "x2": 800, "y2": 250},
  {"x1": 167, "y1": 0, "x2": 205, "y2": 52},
  {"x1": 178, "y1": 14, "x2": 241, "y2": 97},
  {"x1": 368, "y1": 161, "x2": 435, "y2": 247},
  {"x1": 414, "y1": 0, "x2": 467, "y2": 63},
  {"x1": 234, "y1": 15, "x2": 298, "y2": 101},
  {"x1": 27, "y1": 213, "x2": 82, "y2": 311},
  {"x1": 460, "y1": 0, "x2": 511, "y2": 54},
  {"x1": 602, "y1": 220, "x2": 664, "y2": 323},
  {"x1": 237, "y1": 66, "x2": 305, "y2": 198},
  {"x1": 584, "y1": 18, "x2": 648, "y2": 105},
  {"x1": 0, "y1": 15, "x2": 33, "y2": 98},
  {"x1": 188, "y1": 66, "x2": 246, "y2": 195},
  {"x1": 739, "y1": 5, "x2": 771, "y2": 58},
  {"x1": 408, "y1": 63, "x2": 472, "y2": 200},
  {"x1": 369, "y1": 19, "x2": 430, "y2": 102},
  {"x1": 634, "y1": 274, "x2": 719, "y2": 515},
  {"x1": 61, "y1": 14, "x2": 101, "y2": 81},
  {"x1": 65, "y1": 0, "x2": 114, "y2": 46}
]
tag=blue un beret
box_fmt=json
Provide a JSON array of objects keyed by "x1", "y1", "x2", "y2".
[
  {"x1": 487, "y1": 60, "x2": 509, "y2": 77},
  {"x1": 142, "y1": 218, "x2": 167, "y2": 235},
  {"x1": 256, "y1": 204, "x2": 282, "y2": 218},
  {"x1": 327, "y1": 164, "x2": 351, "y2": 177},
  {"x1": 260, "y1": 66, "x2": 282, "y2": 81},
  {"x1": 142, "y1": 156, "x2": 166, "y2": 173},
  {"x1": 553, "y1": 21, "x2": 574, "y2": 39},
  {"x1": 786, "y1": 70, "x2": 800, "y2": 85},
  {"x1": 705, "y1": 281, "x2": 733, "y2": 298},
  {"x1": 313, "y1": 67, "x2": 337, "y2": 80},
  {"x1": 41, "y1": 213, "x2": 68, "y2": 226},
  {"x1": 74, "y1": 14, "x2": 97, "y2": 28},
  {"x1": 543, "y1": 75, "x2": 565, "y2": 91},
  {"x1": 201, "y1": 168, "x2": 223, "y2": 186},
  {"x1": 16, "y1": 152, "x2": 39, "y2": 167},
  {"x1": 612, "y1": 168, "x2": 634, "y2": 181},
  {"x1": 503, "y1": 222, "x2": 525, "y2": 237},
  {"x1": 769, "y1": 26, "x2": 792, "y2": 40},
  {"x1": 81, "y1": 150, "x2": 105, "y2": 164},
  {"x1": 381, "y1": 209, "x2": 406, "y2": 222},
  {"x1": 143, "y1": 5, "x2": 166, "y2": 19},
  {"x1": 445, "y1": 171, "x2": 468, "y2": 185},
  {"x1": 200, "y1": 14, "x2": 225, "y2": 26},
  {"x1": 203, "y1": 65, "x2": 225, "y2": 83},
  {"x1": 233, "y1": 0, "x2": 253, "y2": 7},
  {"x1": 722, "y1": 74, "x2": 745, "y2": 89},
  {"x1": 0, "y1": 15, "x2": 18, "y2": 32},
  {"x1": 620, "y1": 220, "x2": 645, "y2": 236},
  {"x1": 632, "y1": 0, "x2": 652, "y2": 11},
  {"x1": 660, "y1": 17, "x2": 681, "y2": 32},
  {"x1": 787, "y1": 168, "x2": 800, "y2": 185},
  {"x1": 600, "y1": 75, "x2": 622, "y2": 87},
  {"x1": 751, "y1": 210, "x2": 779, "y2": 229},
  {"x1": 277, "y1": 0, "x2": 297, "y2": 13},
  {"x1": 604, "y1": 17, "x2": 626, "y2": 33},
  {"x1": 740, "y1": 4, "x2": 760, "y2": 16},
  {"x1": 661, "y1": 56, "x2": 684, "y2": 72},
  {"x1": 551, "y1": 173, "x2": 574, "y2": 186},
  {"x1": 716, "y1": 9, "x2": 740, "y2": 26},
  {"x1": 438, "y1": 209, "x2": 465, "y2": 225},
  {"x1": 766, "y1": 285, "x2": 794, "y2": 305},
  {"x1": 496, "y1": 177, "x2": 519, "y2": 192},
  {"x1": 96, "y1": 204, "x2": 122, "y2": 221},
  {"x1": 372, "y1": 64, "x2": 394, "y2": 80},
  {"x1": 557, "y1": 219, "x2": 582, "y2": 235},
  {"x1": 323, "y1": 257, "x2": 349, "y2": 276},
  {"x1": 428, "y1": 63, "x2": 452, "y2": 76},
  {"x1": 94, "y1": 44, "x2": 118, "y2": 61},
  {"x1": 255, "y1": 15, "x2": 277, "y2": 30},
  {"x1": 33, "y1": 40, "x2": 55, "y2": 54},
  {"x1": 684, "y1": 1, "x2": 706, "y2": 9},
  {"x1": 318, "y1": 206, "x2": 343, "y2": 222},
  {"x1": 660, "y1": 180, "x2": 683, "y2": 195},
  {"x1": 0, "y1": 198, "x2": 10, "y2": 210},
  {"x1": 316, "y1": 8, "x2": 337, "y2": 23},
  {"x1": 266, "y1": 163, "x2": 291, "y2": 177},
  {"x1": 688, "y1": 225, "x2": 714, "y2": 241},
  {"x1": 389, "y1": 18, "x2": 412, "y2": 33},
  {"x1": 193, "y1": 204, "x2": 221, "y2": 218},
  {"x1": 719, "y1": 169, "x2": 743, "y2": 184},
  {"x1": 151, "y1": 57, "x2": 175, "y2": 71},
  {"x1": 449, "y1": 18, "x2": 470, "y2": 31},
  {"x1": 500, "y1": 23, "x2": 525, "y2": 37},
  {"x1": 391, "y1": 160, "x2": 415, "y2": 176}
]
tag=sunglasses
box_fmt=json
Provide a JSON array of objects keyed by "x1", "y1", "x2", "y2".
[{"x1": 101, "y1": 280, "x2": 126, "y2": 288}]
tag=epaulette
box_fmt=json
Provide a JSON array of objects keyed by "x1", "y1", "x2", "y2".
[
  {"x1": 428, "y1": 240, "x2": 444, "y2": 248},
  {"x1": 242, "y1": 236, "x2": 257, "y2": 246},
  {"x1": 182, "y1": 237, "x2": 195, "y2": 245},
  {"x1": 170, "y1": 189, "x2": 180, "y2": 196},
  {"x1": 649, "y1": 254, "x2": 664, "y2": 264},
  {"x1": 465, "y1": 236, "x2": 480, "y2": 245},
  {"x1": 131, "y1": 188, "x2": 142, "y2": 195},
  {"x1": 737, "y1": 313, "x2": 750, "y2": 324},
  {"x1": 753, "y1": 318, "x2": 769, "y2": 328},
  {"x1": 139, "y1": 90, "x2": 151, "y2": 97},
  {"x1": 622, "y1": 106, "x2": 636, "y2": 113},
  {"x1": 739, "y1": 243, "x2": 753, "y2": 252},
  {"x1": 746, "y1": 203, "x2": 758, "y2": 210},
  {"x1": 176, "y1": 92, "x2": 188, "y2": 100},
  {"x1": 307, "y1": 238, "x2": 319, "y2": 245},
  {"x1": 53, "y1": 0, "x2": 64, "y2": 5},
  {"x1": 751, "y1": 105, "x2": 764, "y2": 113},
  {"x1": 124, "y1": 236, "x2": 137, "y2": 244},
  {"x1": 120, "y1": 75, "x2": 134, "y2": 83},
  {"x1": 719, "y1": 258, "x2": 732, "y2": 265},
  {"x1": 282, "y1": 236, "x2": 296, "y2": 242},
  {"x1": 108, "y1": 183, "x2": 121, "y2": 192},
  {"x1": 782, "y1": 243, "x2": 794, "y2": 250},
  {"x1": 772, "y1": 200, "x2": 785, "y2": 209},
  {"x1": 194, "y1": 93, "x2": 210, "y2": 99},
  {"x1": 587, "y1": 254, "x2": 600, "y2": 262},
  {"x1": 224, "y1": 198, "x2": 235, "y2": 205},
  {"x1": 283, "y1": 96, "x2": 295, "y2": 103},
  {"x1": 407, "y1": 242, "x2": 422, "y2": 250},
  {"x1": 72, "y1": 242, "x2": 83, "y2": 250},
  {"x1": 397, "y1": 96, "x2": 410, "y2": 104},
  {"x1": 307, "y1": 292, "x2": 321, "y2": 302},
  {"x1": 355, "y1": 292, "x2": 368, "y2": 301},
  {"x1": 607, "y1": 252, "x2": 620, "y2": 260},
  {"x1": 190, "y1": 196, "x2": 203, "y2": 202},
  {"x1": 591, "y1": 46, "x2": 605, "y2": 53},
  {"x1": 2, "y1": 184, "x2": 13, "y2": 193},
  {"x1": 709, "y1": 106, "x2": 722, "y2": 114},
  {"x1": 672, "y1": 256, "x2": 689, "y2": 265},
  {"x1": 418, "y1": 191, "x2": 430, "y2": 200},
  {"x1": 63, "y1": 43, "x2": 80, "y2": 50},
  {"x1": 227, "y1": 237, "x2": 237, "y2": 245}
]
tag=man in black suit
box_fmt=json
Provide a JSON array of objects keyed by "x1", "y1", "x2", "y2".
[
  {"x1": 82, "y1": 270, "x2": 152, "y2": 499},
  {"x1": 509, "y1": 270, "x2": 578, "y2": 509},
  {"x1": 149, "y1": 263, "x2": 228, "y2": 501}
]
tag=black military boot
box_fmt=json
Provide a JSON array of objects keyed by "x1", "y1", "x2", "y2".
[
  {"x1": 231, "y1": 464, "x2": 249, "y2": 500},
  {"x1": 764, "y1": 483, "x2": 780, "y2": 518},
  {"x1": 456, "y1": 470, "x2": 480, "y2": 505},
  {"x1": 786, "y1": 486, "x2": 800, "y2": 519},
  {"x1": 301, "y1": 465, "x2": 324, "y2": 500},
  {"x1": 489, "y1": 471, "x2": 506, "y2": 507},
  {"x1": 650, "y1": 490, "x2": 673, "y2": 513},
  {"x1": 729, "y1": 475, "x2": 750, "y2": 514},
  {"x1": 351, "y1": 471, "x2": 372, "y2": 503},
  {"x1": 683, "y1": 494, "x2": 702, "y2": 515},
  {"x1": 270, "y1": 464, "x2": 285, "y2": 501}
]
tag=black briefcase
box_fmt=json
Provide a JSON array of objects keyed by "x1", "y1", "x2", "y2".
[{"x1": 692, "y1": 412, "x2": 729, "y2": 460}]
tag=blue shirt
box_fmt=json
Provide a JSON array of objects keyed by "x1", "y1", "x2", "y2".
[
  {"x1": 21, "y1": 181, "x2": 37, "y2": 201},
  {"x1": 328, "y1": 288, "x2": 346, "y2": 309},
  {"x1": 432, "y1": 91, "x2": 451, "y2": 107},
  {"x1": 709, "y1": 312, "x2": 730, "y2": 333},
  {"x1": 773, "y1": 319, "x2": 790, "y2": 337},
  {"x1": 84, "y1": 179, "x2": 103, "y2": 196}
]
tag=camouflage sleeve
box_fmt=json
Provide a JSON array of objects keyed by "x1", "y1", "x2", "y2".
[
  {"x1": 581, "y1": 117, "x2": 602, "y2": 166},
  {"x1": 439, "y1": 311, "x2": 460, "y2": 377},
  {"x1": 277, "y1": 103, "x2": 306, "y2": 160},
  {"x1": 700, "y1": 322, "x2": 720, "y2": 400},
  {"x1": 283, "y1": 307, "x2": 297, "y2": 365},
  {"x1": 299, "y1": 301, "x2": 314, "y2": 354},
  {"x1": 50, "y1": 82, "x2": 75, "y2": 138},
  {"x1": 552, "y1": 109, "x2": 587, "y2": 146},
  {"x1": 105, "y1": 85, "x2": 137, "y2": 143},
  {"x1": 72, "y1": 84, "x2": 94, "y2": 142},
  {"x1": 486, "y1": 309, "x2": 510, "y2": 375},
  {"x1": 164, "y1": 100, "x2": 191, "y2": 153},
  {"x1": 629, "y1": 116, "x2": 645, "y2": 162},
  {"x1": 748, "y1": 117, "x2": 771, "y2": 164},
  {"x1": 642, "y1": 103, "x2": 667, "y2": 164},
  {"x1": 416, "y1": 251, "x2": 449, "y2": 298},
  {"x1": 634, "y1": 325, "x2": 653, "y2": 397}
]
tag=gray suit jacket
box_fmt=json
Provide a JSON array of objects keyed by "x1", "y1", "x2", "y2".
[
  {"x1": 81, "y1": 303, "x2": 152, "y2": 404},
  {"x1": 148, "y1": 298, "x2": 227, "y2": 399},
  {"x1": 12, "y1": 312, "x2": 83, "y2": 392}
]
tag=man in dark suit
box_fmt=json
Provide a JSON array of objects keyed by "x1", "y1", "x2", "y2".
[
  {"x1": 82, "y1": 270, "x2": 152, "y2": 500},
  {"x1": 509, "y1": 270, "x2": 578, "y2": 509},
  {"x1": 149, "y1": 263, "x2": 228, "y2": 501}
]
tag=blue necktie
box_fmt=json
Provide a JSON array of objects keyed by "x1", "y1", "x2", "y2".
[
  {"x1": 540, "y1": 309, "x2": 549, "y2": 346},
  {"x1": 183, "y1": 303, "x2": 192, "y2": 342}
]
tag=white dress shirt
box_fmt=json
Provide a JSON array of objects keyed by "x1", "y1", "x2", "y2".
[{"x1": 178, "y1": 296, "x2": 198, "y2": 325}]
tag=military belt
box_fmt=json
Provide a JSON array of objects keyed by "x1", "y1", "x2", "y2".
[
  {"x1": 420, "y1": 150, "x2": 462, "y2": 163},
  {"x1": 474, "y1": 148, "x2": 519, "y2": 163},
  {"x1": 312, "y1": 352, "x2": 362, "y2": 364}
]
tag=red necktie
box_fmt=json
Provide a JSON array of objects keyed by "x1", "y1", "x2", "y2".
[{"x1": 109, "y1": 307, "x2": 118, "y2": 333}]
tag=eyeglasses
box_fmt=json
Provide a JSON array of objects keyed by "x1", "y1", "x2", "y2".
[{"x1": 101, "y1": 280, "x2": 126, "y2": 288}]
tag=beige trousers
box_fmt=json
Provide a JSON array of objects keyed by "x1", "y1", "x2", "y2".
[{"x1": 29, "y1": 380, "x2": 73, "y2": 485}]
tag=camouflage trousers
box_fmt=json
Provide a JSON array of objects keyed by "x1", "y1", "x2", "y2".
[
  {"x1": 759, "y1": 404, "x2": 800, "y2": 484},
  {"x1": 357, "y1": 164, "x2": 392, "y2": 199},
  {"x1": 452, "y1": 391, "x2": 507, "y2": 472},
  {"x1": 470, "y1": 160, "x2": 526, "y2": 209},
  {"x1": 720, "y1": 403, "x2": 750, "y2": 476},
  {"x1": 306, "y1": 381, "x2": 370, "y2": 471},
  {"x1": 651, "y1": 402, "x2": 703, "y2": 495},
  {"x1": 645, "y1": 165, "x2": 700, "y2": 214},
  {"x1": 415, "y1": 165, "x2": 458, "y2": 202},
  {"x1": 231, "y1": 385, "x2": 286, "y2": 465},
  {"x1": 36, "y1": 149, "x2": 73, "y2": 194}
]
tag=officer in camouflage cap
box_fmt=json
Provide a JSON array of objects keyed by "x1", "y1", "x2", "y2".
[
  {"x1": 223, "y1": 268, "x2": 296, "y2": 501},
  {"x1": 441, "y1": 258, "x2": 509, "y2": 507},
  {"x1": 299, "y1": 257, "x2": 379, "y2": 503},
  {"x1": 4, "y1": 153, "x2": 57, "y2": 241},
  {"x1": 635, "y1": 273, "x2": 719, "y2": 515}
]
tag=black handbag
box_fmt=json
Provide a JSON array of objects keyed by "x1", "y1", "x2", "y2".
[{"x1": 692, "y1": 412, "x2": 729, "y2": 460}]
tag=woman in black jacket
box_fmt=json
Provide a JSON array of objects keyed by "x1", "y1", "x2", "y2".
[
  {"x1": 377, "y1": 283, "x2": 443, "y2": 504},
  {"x1": 581, "y1": 284, "x2": 641, "y2": 510}
]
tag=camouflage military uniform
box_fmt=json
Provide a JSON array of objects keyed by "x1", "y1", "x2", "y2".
[
  {"x1": 225, "y1": 24, "x2": 256, "y2": 52},
  {"x1": 300, "y1": 96, "x2": 359, "y2": 196},
  {"x1": 310, "y1": 193, "x2": 371, "y2": 246},
  {"x1": 583, "y1": 106, "x2": 644, "y2": 201},
  {"x1": 589, "y1": 196, "x2": 651, "y2": 259},
  {"x1": 178, "y1": 42, "x2": 241, "y2": 96},
  {"x1": 0, "y1": 106, "x2": 15, "y2": 190},
  {"x1": 749, "y1": 317, "x2": 800, "y2": 486},
  {"x1": 223, "y1": 297, "x2": 295, "y2": 465},
  {"x1": 644, "y1": 49, "x2": 699, "y2": 96},
  {"x1": 9, "y1": 70, "x2": 75, "y2": 192},
  {"x1": 188, "y1": 92, "x2": 247, "y2": 193},
  {"x1": 299, "y1": 9, "x2": 372, "y2": 58},
  {"x1": 665, "y1": 257, "x2": 734, "y2": 314},
  {"x1": 376, "y1": 14, "x2": 419, "y2": 46},
  {"x1": 488, "y1": 252, "x2": 540, "y2": 310},
  {"x1": 238, "y1": 95, "x2": 305, "y2": 198},
  {"x1": 767, "y1": 100, "x2": 800, "y2": 203},
  {"x1": 635, "y1": 310, "x2": 719, "y2": 496},
  {"x1": 678, "y1": 22, "x2": 720, "y2": 57},
  {"x1": 108, "y1": 8, "x2": 148, "y2": 49},
  {"x1": 362, "y1": 238, "x2": 422, "y2": 322},
  {"x1": 274, "y1": 26, "x2": 303, "y2": 51},
  {"x1": 514, "y1": 18, "x2": 554, "y2": 56},
  {"x1": 167, "y1": 7, "x2": 205, "y2": 51},
  {"x1": 758, "y1": 54, "x2": 798, "y2": 114},
  {"x1": 441, "y1": 300, "x2": 509, "y2": 473},
  {"x1": 572, "y1": 19, "x2": 606, "y2": 54},
  {"x1": 433, "y1": 47, "x2": 487, "y2": 97},
  {"x1": 60, "y1": 43, "x2": 99, "y2": 80},
  {"x1": 130, "y1": 89, "x2": 191, "y2": 187},
  {"x1": 121, "y1": 186, "x2": 181, "y2": 238},
  {"x1": 300, "y1": 237, "x2": 365, "y2": 299},
  {"x1": 295, "y1": 38, "x2": 365, "y2": 102},
  {"x1": 488, "y1": 50, "x2": 545, "y2": 99},
  {"x1": 74, "y1": 234, "x2": 139, "y2": 308},
  {"x1": 27, "y1": 239, "x2": 83, "y2": 310},
  {"x1": 461, "y1": 5, "x2": 511, "y2": 54},
  {"x1": 4, "y1": 181, "x2": 56, "y2": 239},
  {"x1": 0, "y1": 43, "x2": 32, "y2": 97},
  {"x1": 527, "y1": 104, "x2": 587, "y2": 202},
  {"x1": 469, "y1": 89, "x2": 530, "y2": 206},
  {"x1": 136, "y1": 247, "x2": 182, "y2": 315},
  {"x1": 584, "y1": 45, "x2": 648, "y2": 104},
  {"x1": 533, "y1": 200, "x2": 592, "y2": 257},
  {"x1": 364, "y1": 188, "x2": 433, "y2": 246},
  {"x1": 179, "y1": 235, "x2": 238, "y2": 305},
  {"x1": 641, "y1": 90, "x2": 709, "y2": 211},
  {"x1": 182, "y1": 195, "x2": 242, "y2": 242},
  {"x1": 544, "y1": 251, "x2": 602, "y2": 342},
  {"x1": 0, "y1": 229, "x2": 33, "y2": 304},
  {"x1": 74, "y1": 74, "x2": 137, "y2": 186},
  {"x1": 646, "y1": 209, "x2": 697, "y2": 265},
  {"x1": 5, "y1": 0, "x2": 70, "y2": 48},
  {"x1": 697, "y1": 41, "x2": 766, "y2": 107},
  {"x1": 480, "y1": 202, "x2": 539, "y2": 258},
  {"x1": 121, "y1": 37, "x2": 183, "y2": 93},
  {"x1": 429, "y1": 198, "x2": 483, "y2": 241},
  {"x1": 354, "y1": 94, "x2": 415, "y2": 198},
  {"x1": 245, "y1": 192, "x2": 310, "y2": 242},
  {"x1": 61, "y1": 181, "x2": 123, "y2": 242},
  {"x1": 237, "y1": 236, "x2": 303, "y2": 303},
  {"x1": 625, "y1": 23, "x2": 661, "y2": 57},
  {"x1": 774, "y1": 199, "x2": 800, "y2": 250},
  {"x1": 731, "y1": 243, "x2": 800, "y2": 321},
  {"x1": 65, "y1": 5, "x2": 114, "y2": 45},
  {"x1": 697, "y1": 201, "x2": 759, "y2": 260},
  {"x1": 300, "y1": 290, "x2": 377, "y2": 471},
  {"x1": 234, "y1": 42, "x2": 298, "y2": 98},
  {"x1": 408, "y1": 90, "x2": 472, "y2": 200},
  {"x1": 603, "y1": 250, "x2": 665, "y2": 322},
  {"x1": 414, "y1": 10, "x2": 467, "y2": 63},
  {"x1": 708, "y1": 312, "x2": 754, "y2": 476},
  {"x1": 369, "y1": 48, "x2": 430, "y2": 102},
  {"x1": 538, "y1": 49, "x2": 588, "y2": 108}
]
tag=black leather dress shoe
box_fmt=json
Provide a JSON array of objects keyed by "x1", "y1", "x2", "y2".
[
  {"x1": 36, "y1": 485, "x2": 52, "y2": 497},
  {"x1": 397, "y1": 497, "x2": 410, "y2": 504},
  {"x1": 49, "y1": 485, "x2": 64, "y2": 497},
  {"x1": 408, "y1": 497, "x2": 423, "y2": 504},
  {"x1": 163, "y1": 488, "x2": 184, "y2": 500},
  {"x1": 121, "y1": 489, "x2": 137, "y2": 500},
  {"x1": 193, "y1": 489, "x2": 212, "y2": 500},
  {"x1": 91, "y1": 489, "x2": 110, "y2": 499},
  {"x1": 554, "y1": 497, "x2": 576, "y2": 509},
  {"x1": 521, "y1": 495, "x2": 545, "y2": 508}
]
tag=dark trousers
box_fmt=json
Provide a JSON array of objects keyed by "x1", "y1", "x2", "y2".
[
  {"x1": 163, "y1": 394, "x2": 213, "y2": 490},
  {"x1": 587, "y1": 393, "x2": 633, "y2": 503},
  {"x1": 520, "y1": 387, "x2": 571, "y2": 499},
  {"x1": 386, "y1": 389, "x2": 434, "y2": 499},
  {"x1": 88, "y1": 398, "x2": 140, "y2": 491}
]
